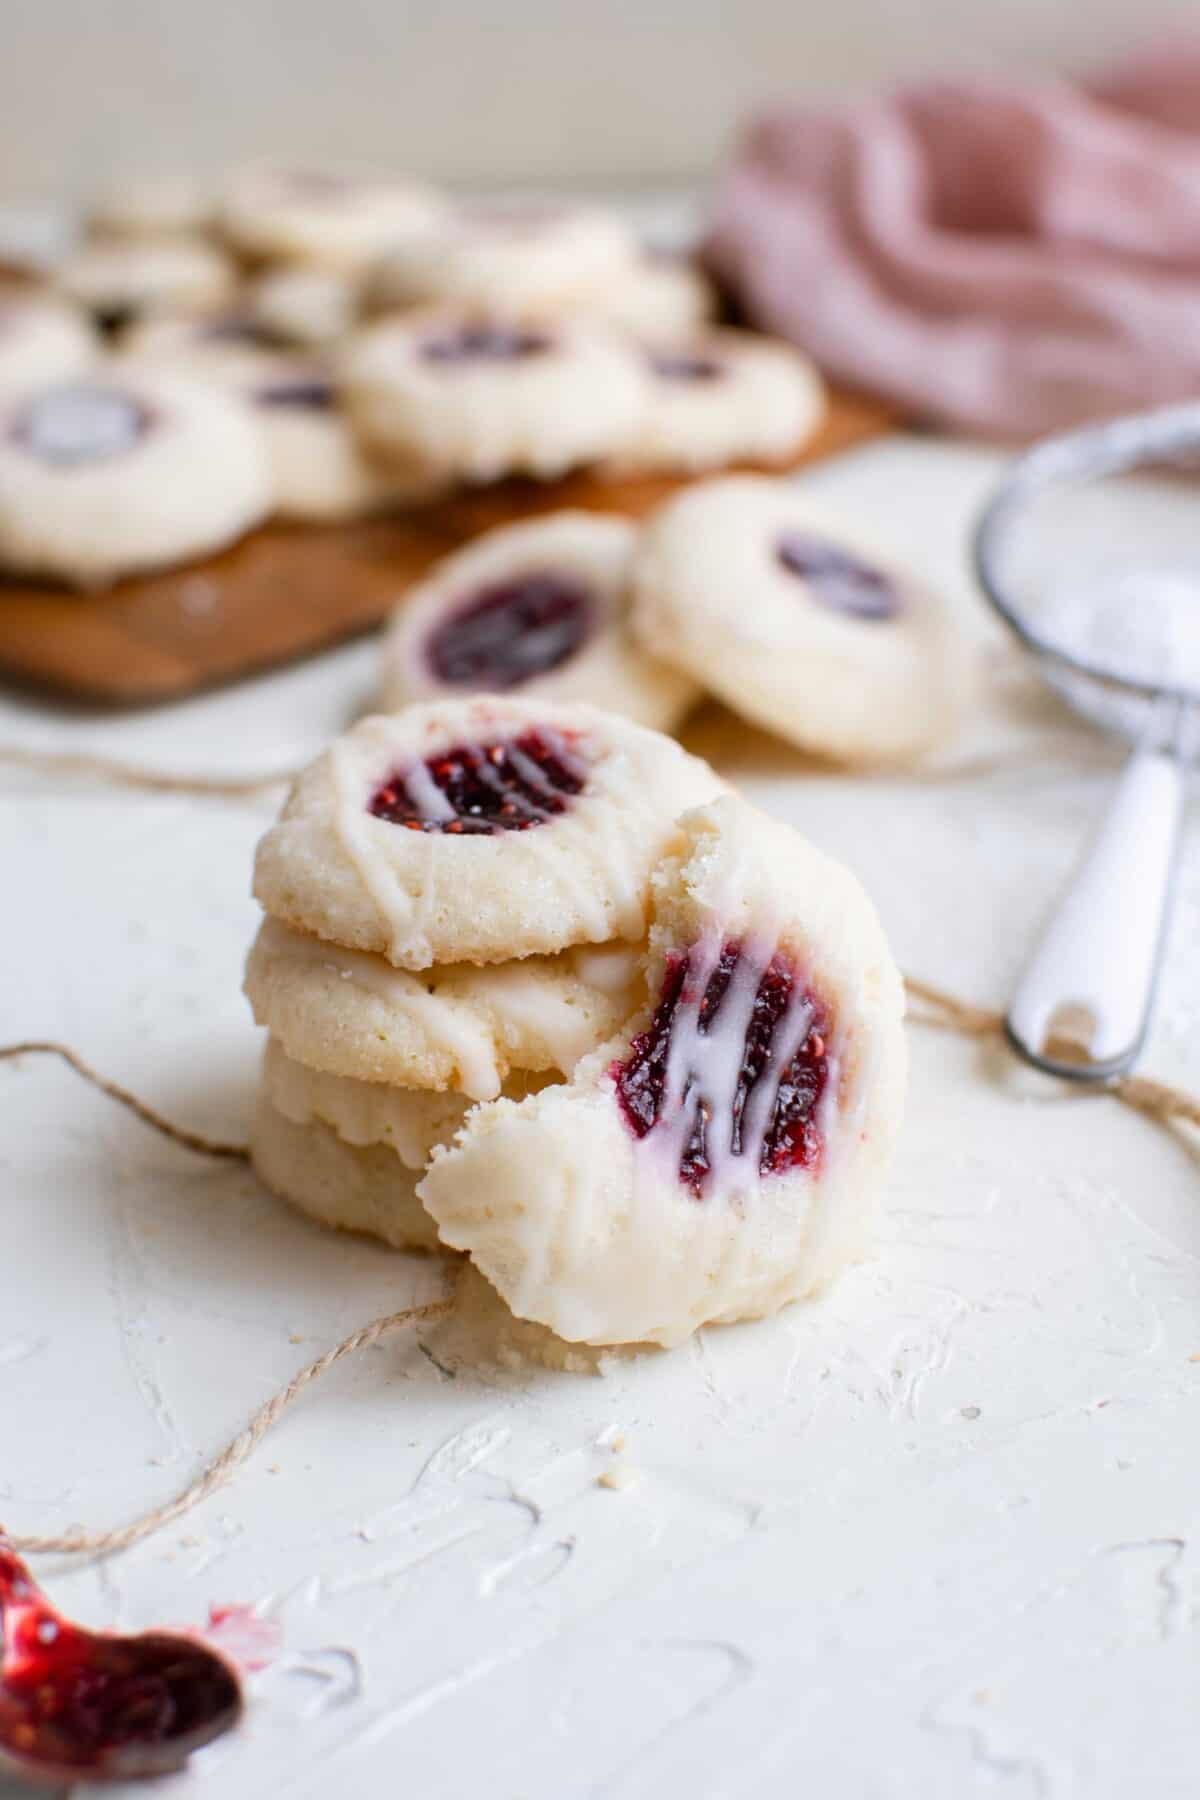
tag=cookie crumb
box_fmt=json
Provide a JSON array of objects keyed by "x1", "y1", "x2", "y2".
[{"x1": 598, "y1": 1464, "x2": 638, "y2": 1492}]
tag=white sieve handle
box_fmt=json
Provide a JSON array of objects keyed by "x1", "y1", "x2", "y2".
[{"x1": 1007, "y1": 747, "x2": 1185, "y2": 1081}]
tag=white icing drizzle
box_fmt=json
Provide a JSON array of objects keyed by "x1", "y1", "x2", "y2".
[
  {"x1": 637, "y1": 930, "x2": 826, "y2": 1195},
  {"x1": 329, "y1": 738, "x2": 424, "y2": 965},
  {"x1": 399, "y1": 756, "x2": 458, "y2": 824},
  {"x1": 258, "y1": 918, "x2": 503, "y2": 1099}
]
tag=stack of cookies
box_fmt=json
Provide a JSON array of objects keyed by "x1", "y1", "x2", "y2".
[
  {"x1": 244, "y1": 695, "x2": 725, "y2": 1254},
  {"x1": 244, "y1": 696, "x2": 908, "y2": 1351}
]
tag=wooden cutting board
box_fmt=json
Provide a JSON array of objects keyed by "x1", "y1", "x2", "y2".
[{"x1": 0, "y1": 386, "x2": 895, "y2": 706}]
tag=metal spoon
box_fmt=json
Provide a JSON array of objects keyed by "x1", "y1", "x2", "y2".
[{"x1": 0, "y1": 1535, "x2": 242, "y2": 1786}]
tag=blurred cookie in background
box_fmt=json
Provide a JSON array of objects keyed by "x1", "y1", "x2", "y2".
[
  {"x1": 0, "y1": 292, "x2": 97, "y2": 398},
  {"x1": 616, "y1": 327, "x2": 825, "y2": 472},
  {"x1": 381, "y1": 511, "x2": 699, "y2": 728},
  {"x1": 344, "y1": 308, "x2": 648, "y2": 483},
  {"x1": 363, "y1": 203, "x2": 637, "y2": 318},
  {"x1": 219, "y1": 165, "x2": 448, "y2": 272},
  {"x1": 55, "y1": 237, "x2": 237, "y2": 334},
  {"x1": 0, "y1": 369, "x2": 271, "y2": 584}
]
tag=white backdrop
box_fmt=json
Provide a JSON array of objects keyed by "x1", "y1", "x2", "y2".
[{"x1": 2, "y1": 0, "x2": 1196, "y2": 201}]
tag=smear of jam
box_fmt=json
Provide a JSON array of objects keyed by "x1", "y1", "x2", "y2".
[
  {"x1": 253, "y1": 378, "x2": 335, "y2": 410},
  {"x1": 0, "y1": 1543, "x2": 242, "y2": 1778},
  {"x1": 648, "y1": 351, "x2": 724, "y2": 382},
  {"x1": 419, "y1": 324, "x2": 553, "y2": 365},
  {"x1": 368, "y1": 727, "x2": 587, "y2": 833},
  {"x1": 426, "y1": 572, "x2": 592, "y2": 690},
  {"x1": 776, "y1": 533, "x2": 901, "y2": 621},
  {"x1": 612, "y1": 940, "x2": 831, "y2": 1196}
]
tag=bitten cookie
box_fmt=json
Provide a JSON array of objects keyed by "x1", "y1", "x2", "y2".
[
  {"x1": 0, "y1": 371, "x2": 272, "y2": 585},
  {"x1": 618, "y1": 329, "x2": 825, "y2": 472},
  {"x1": 0, "y1": 295, "x2": 95, "y2": 398},
  {"x1": 56, "y1": 239, "x2": 237, "y2": 331},
  {"x1": 245, "y1": 918, "x2": 641, "y2": 1098},
  {"x1": 381, "y1": 512, "x2": 699, "y2": 729},
  {"x1": 364, "y1": 204, "x2": 636, "y2": 317},
  {"x1": 343, "y1": 310, "x2": 647, "y2": 483},
  {"x1": 220, "y1": 165, "x2": 447, "y2": 271},
  {"x1": 252, "y1": 698, "x2": 726, "y2": 969},
  {"x1": 419, "y1": 795, "x2": 906, "y2": 1347},
  {"x1": 630, "y1": 476, "x2": 974, "y2": 763}
]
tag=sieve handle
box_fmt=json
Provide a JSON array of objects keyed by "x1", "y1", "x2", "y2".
[{"x1": 1006, "y1": 747, "x2": 1185, "y2": 1082}]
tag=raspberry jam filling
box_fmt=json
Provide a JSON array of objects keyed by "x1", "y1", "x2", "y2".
[
  {"x1": 776, "y1": 533, "x2": 901, "y2": 621},
  {"x1": 254, "y1": 377, "x2": 335, "y2": 410},
  {"x1": 12, "y1": 385, "x2": 151, "y2": 464},
  {"x1": 426, "y1": 572, "x2": 592, "y2": 690},
  {"x1": 368, "y1": 727, "x2": 587, "y2": 833},
  {"x1": 649, "y1": 351, "x2": 724, "y2": 382},
  {"x1": 0, "y1": 1543, "x2": 241, "y2": 1777},
  {"x1": 420, "y1": 324, "x2": 553, "y2": 364},
  {"x1": 200, "y1": 315, "x2": 276, "y2": 348},
  {"x1": 612, "y1": 939, "x2": 831, "y2": 1196}
]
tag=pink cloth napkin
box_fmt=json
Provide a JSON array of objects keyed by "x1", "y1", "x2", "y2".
[{"x1": 704, "y1": 43, "x2": 1200, "y2": 437}]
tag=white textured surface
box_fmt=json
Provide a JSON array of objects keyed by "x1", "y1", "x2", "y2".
[{"x1": 1, "y1": 437, "x2": 1199, "y2": 1798}]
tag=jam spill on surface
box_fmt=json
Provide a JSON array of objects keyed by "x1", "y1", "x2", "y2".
[
  {"x1": 649, "y1": 351, "x2": 724, "y2": 383},
  {"x1": 369, "y1": 727, "x2": 587, "y2": 833},
  {"x1": 420, "y1": 324, "x2": 553, "y2": 365},
  {"x1": 12, "y1": 386, "x2": 151, "y2": 465},
  {"x1": 776, "y1": 533, "x2": 901, "y2": 621},
  {"x1": 612, "y1": 939, "x2": 831, "y2": 1196},
  {"x1": 0, "y1": 1542, "x2": 242, "y2": 1779},
  {"x1": 426, "y1": 571, "x2": 592, "y2": 690}
]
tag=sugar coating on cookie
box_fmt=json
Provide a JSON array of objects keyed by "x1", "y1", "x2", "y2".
[
  {"x1": 343, "y1": 309, "x2": 648, "y2": 483},
  {"x1": 630, "y1": 475, "x2": 975, "y2": 764},
  {"x1": 584, "y1": 251, "x2": 717, "y2": 339},
  {"x1": 419, "y1": 795, "x2": 907, "y2": 1347},
  {"x1": 220, "y1": 165, "x2": 447, "y2": 271},
  {"x1": 252, "y1": 697, "x2": 726, "y2": 970},
  {"x1": 245, "y1": 917, "x2": 642, "y2": 1098},
  {"x1": 381, "y1": 511, "x2": 699, "y2": 729},
  {"x1": 364, "y1": 204, "x2": 637, "y2": 318},
  {"x1": 248, "y1": 265, "x2": 361, "y2": 347},
  {"x1": 0, "y1": 295, "x2": 96, "y2": 398},
  {"x1": 0, "y1": 370, "x2": 272, "y2": 585},
  {"x1": 56, "y1": 239, "x2": 237, "y2": 330},
  {"x1": 618, "y1": 329, "x2": 825, "y2": 472}
]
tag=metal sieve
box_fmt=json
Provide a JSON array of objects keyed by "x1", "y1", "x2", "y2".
[{"x1": 973, "y1": 402, "x2": 1200, "y2": 1082}]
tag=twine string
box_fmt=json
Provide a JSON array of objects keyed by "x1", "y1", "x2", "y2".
[
  {"x1": 2, "y1": 968, "x2": 1197, "y2": 1560},
  {"x1": 0, "y1": 744, "x2": 297, "y2": 799}
]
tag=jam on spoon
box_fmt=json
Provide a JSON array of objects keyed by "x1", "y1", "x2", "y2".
[{"x1": 0, "y1": 1536, "x2": 243, "y2": 1785}]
